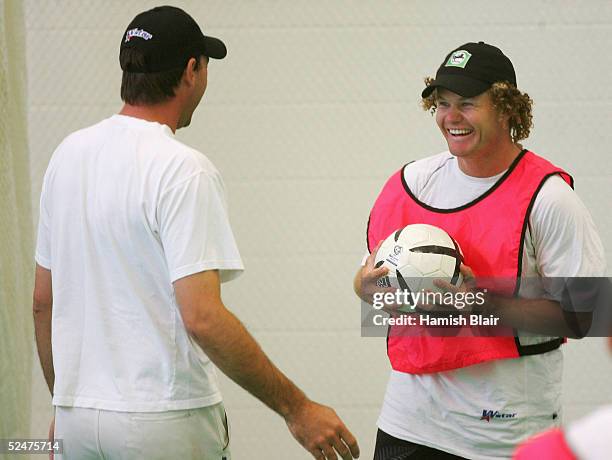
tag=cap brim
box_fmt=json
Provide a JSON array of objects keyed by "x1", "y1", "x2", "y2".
[
  {"x1": 421, "y1": 74, "x2": 490, "y2": 99},
  {"x1": 203, "y1": 35, "x2": 227, "y2": 59}
]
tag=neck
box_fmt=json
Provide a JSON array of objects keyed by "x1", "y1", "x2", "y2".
[
  {"x1": 457, "y1": 142, "x2": 522, "y2": 178},
  {"x1": 118, "y1": 102, "x2": 181, "y2": 133}
]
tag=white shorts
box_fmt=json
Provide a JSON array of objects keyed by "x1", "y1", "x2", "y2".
[{"x1": 54, "y1": 403, "x2": 230, "y2": 460}]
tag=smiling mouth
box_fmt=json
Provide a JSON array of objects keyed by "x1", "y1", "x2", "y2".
[{"x1": 447, "y1": 128, "x2": 474, "y2": 137}]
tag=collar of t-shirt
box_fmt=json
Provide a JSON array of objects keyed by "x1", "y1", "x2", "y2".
[
  {"x1": 423, "y1": 156, "x2": 507, "y2": 209},
  {"x1": 111, "y1": 114, "x2": 174, "y2": 137}
]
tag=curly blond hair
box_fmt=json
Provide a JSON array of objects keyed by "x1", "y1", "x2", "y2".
[{"x1": 420, "y1": 77, "x2": 533, "y2": 142}]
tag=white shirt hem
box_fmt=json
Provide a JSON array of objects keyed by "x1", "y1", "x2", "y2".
[
  {"x1": 53, "y1": 393, "x2": 223, "y2": 412},
  {"x1": 171, "y1": 261, "x2": 244, "y2": 283}
]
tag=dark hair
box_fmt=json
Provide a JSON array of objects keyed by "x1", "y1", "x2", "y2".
[
  {"x1": 120, "y1": 48, "x2": 202, "y2": 105},
  {"x1": 421, "y1": 78, "x2": 534, "y2": 142}
]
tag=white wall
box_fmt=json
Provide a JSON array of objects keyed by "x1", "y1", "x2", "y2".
[{"x1": 26, "y1": 1, "x2": 612, "y2": 458}]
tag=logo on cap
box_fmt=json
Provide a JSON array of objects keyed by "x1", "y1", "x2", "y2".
[
  {"x1": 125, "y1": 28, "x2": 153, "y2": 43},
  {"x1": 445, "y1": 50, "x2": 472, "y2": 68}
]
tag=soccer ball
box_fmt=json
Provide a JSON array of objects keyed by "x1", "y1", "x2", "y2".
[{"x1": 374, "y1": 223, "x2": 463, "y2": 294}]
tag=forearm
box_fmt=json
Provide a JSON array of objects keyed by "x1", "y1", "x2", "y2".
[
  {"x1": 191, "y1": 306, "x2": 307, "y2": 418},
  {"x1": 33, "y1": 302, "x2": 54, "y2": 394},
  {"x1": 484, "y1": 294, "x2": 591, "y2": 338}
]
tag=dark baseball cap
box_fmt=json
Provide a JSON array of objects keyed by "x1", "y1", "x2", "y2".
[
  {"x1": 421, "y1": 42, "x2": 516, "y2": 98},
  {"x1": 120, "y1": 6, "x2": 227, "y2": 73}
]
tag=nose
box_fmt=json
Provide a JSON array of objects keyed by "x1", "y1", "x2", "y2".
[{"x1": 445, "y1": 106, "x2": 463, "y2": 124}]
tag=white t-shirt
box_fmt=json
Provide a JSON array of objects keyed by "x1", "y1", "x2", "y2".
[
  {"x1": 374, "y1": 151, "x2": 606, "y2": 459},
  {"x1": 36, "y1": 114, "x2": 244, "y2": 412}
]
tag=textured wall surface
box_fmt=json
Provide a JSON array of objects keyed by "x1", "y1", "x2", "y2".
[
  {"x1": 1, "y1": 0, "x2": 33, "y2": 446},
  {"x1": 24, "y1": 1, "x2": 611, "y2": 458}
]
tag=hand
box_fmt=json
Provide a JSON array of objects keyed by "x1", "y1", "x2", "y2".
[
  {"x1": 355, "y1": 240, "x2": 391, "y2": 305},
  {"x1": 434, "y1": 264, "x2": 476, "y2": 295},
  {"x1": 416, "y1": 263, "x2": 479, "y2": 313},
  {"x1": 48, "y1": 416, "x2": 55, "y2": 460},
  {"x1": 285, "y1": 399, "x2": 360, "y2": 460}
]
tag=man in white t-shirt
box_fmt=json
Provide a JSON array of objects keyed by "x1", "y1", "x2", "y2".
[
  {"x1": 354, "y1": 42, "x2": 605, "y2": 459},
  {"x1": 33, "y1": 6, "x2": 359, "y2": 460}
]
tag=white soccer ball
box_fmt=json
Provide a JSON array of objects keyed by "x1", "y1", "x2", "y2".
[{"x1": 374, "y1": 223, "x2": 464, "y2": 294}]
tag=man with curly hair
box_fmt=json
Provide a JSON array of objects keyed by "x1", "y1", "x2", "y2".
[{"x1": 355, "y1": 42, "x2": 605, "y2": 459}]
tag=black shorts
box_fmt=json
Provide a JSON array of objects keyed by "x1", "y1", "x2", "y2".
[{"x1": 374, "y1": 429, "x2": 468, "y2": 460}]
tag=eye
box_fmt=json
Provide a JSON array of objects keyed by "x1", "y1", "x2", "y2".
[
  {"x1": 461, "y1": 101, "x2": 474, "y2": 108},
  {"x1": 438, "y1": 101, "x2": 450, "y2": 108}
]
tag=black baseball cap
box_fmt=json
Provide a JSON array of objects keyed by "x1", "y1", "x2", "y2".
[
  {"x1": 120, "y1": 6, "x2": 227, "y2": 73},
  {"x1": 421, "y1": 42, "x2": 516, "y2": 98}
]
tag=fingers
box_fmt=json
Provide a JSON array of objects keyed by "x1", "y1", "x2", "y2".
[
  {"x1": 434, "y1": 263, "x2": 476, "y2": 293},
  {"x1": 460, "y1": 263, "x2": 475, "y2": 280},
  {"x1": 339, "y1": 426, "x2": 360, "y2": 458},
  {"x1": 431, "y1": 266, "x2": 477, "y2": 297},
  {"x1": 320, "y1": 443, "x2": 338, "y2": 460},
  {"x1": 290, "y1": 402, "x2": 359, "y2": 460},
  {"x1": 433, "y1": 278, "x2": 458, "y2": 295},
  {"x1": 459, "y1": 264, "x2": 477, "y2": 289},
  {"x1": 313, "y1": 435, "x2": 358, "y2": 460},
  {"x1": 308, "y1": 440, "x2": 338, "y2": 460},
  {"x1": 367, "y1": 265, "x2": 389, "y2": 281},
  {"x1": 365, "y1": 241, "x2": 389, "y2": 280},
  {"x1": 365, "y1": 240, "x2": 384, "y2": 268},
  {"x1": 307, "y1": 424, "x2": 359, "y2": 460},
  {"x1": 359, "y1": 241, "x2": 390, "y2": 305},
  {"x1": 330, "y1": 439, "x2": 351, "y2": 460},
  {"x1": 326, "y1": 420, "x2": 359, "y2": 459}
]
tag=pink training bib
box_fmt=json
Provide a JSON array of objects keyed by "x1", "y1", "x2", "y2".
[
  {"x1": 366, "y1": 150, "x2": 572, "y2": 373},
  {"x1": 513, "y1": 428, "x2": 577, "y2": 460}
]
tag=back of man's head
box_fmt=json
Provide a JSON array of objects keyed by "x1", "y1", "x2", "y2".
[{"x1": 119, "y1": 6, "x2": 226, "y2": 106}]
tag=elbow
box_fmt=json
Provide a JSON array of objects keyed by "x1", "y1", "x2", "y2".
[
  {"x1": 182, "y1": 316, "x2": 222, "y2": 354},
  {"x1": 563, "y1": 312, "x2": 592, "y2": 339},
  {"x1": 566, "y1": 330, "x2": 586, "y2": 340},
  {"x1": 181, "y1": 313, "x2": 207, "y2": 340},
  {"x1": 179, "y1": 303, "x2": 223, "y2": 346}
]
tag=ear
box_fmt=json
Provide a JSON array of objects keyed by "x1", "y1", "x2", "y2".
[
  {"x1": 183, "y1": 57, "x2": 199, "y2": 87},
  {"x1": 497, "y1": 110, "x2": 511, "y2": 128}
]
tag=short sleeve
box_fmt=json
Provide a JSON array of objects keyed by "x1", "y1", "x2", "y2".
[
  {"x1": 530, "y1": 175, "x2": 606, "y2": 278},
  {"x1": 158, "y1": 170, "x2": 243, "y2": 283},
  {"x1": 35, "y1": 175, "x2": 52, "y2": 269}
]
